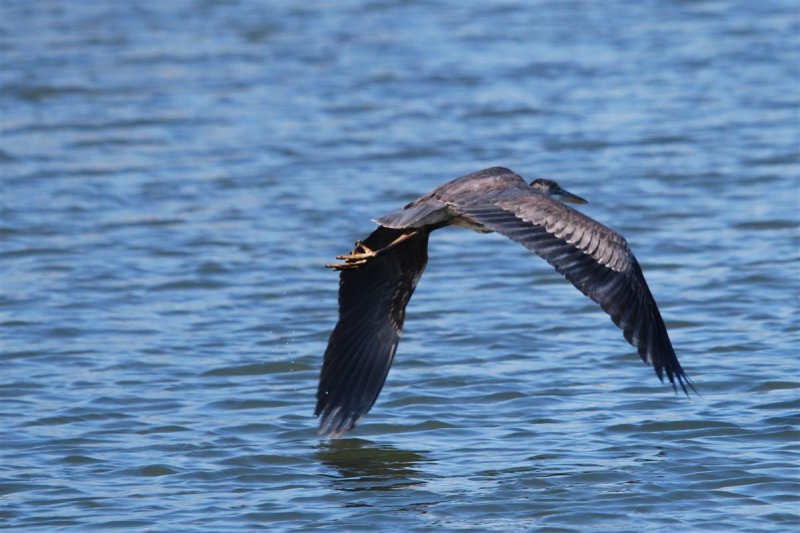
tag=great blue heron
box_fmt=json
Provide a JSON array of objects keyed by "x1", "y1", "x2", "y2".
[{"x1": 316, "y1": 167, "x2": 693, "y2": 438}]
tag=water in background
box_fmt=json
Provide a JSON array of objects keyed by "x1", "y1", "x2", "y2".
[{"x1": 2, "y1": 1, "x2": 799, "y2": 531}]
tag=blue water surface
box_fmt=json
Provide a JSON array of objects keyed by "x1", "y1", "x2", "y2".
[{"x1": 1, "y1": 1, "x2": 799, "y2": 531}]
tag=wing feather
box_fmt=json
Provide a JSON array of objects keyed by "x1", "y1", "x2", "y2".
[
  {"x1": 452, "y1": 193, "x2": 693, "y2": 394},
  {"x1": 316, "y1": 226, "x2": 430, "y2": 437}
]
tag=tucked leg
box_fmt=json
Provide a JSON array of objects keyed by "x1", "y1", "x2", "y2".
[{"x1": 326, "y1": 231, "x2": 418, "y2": 270}]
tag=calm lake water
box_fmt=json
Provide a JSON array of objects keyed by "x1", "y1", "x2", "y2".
[{"x1": 2, "y1": 1, "x2": 799, "y2": 531}]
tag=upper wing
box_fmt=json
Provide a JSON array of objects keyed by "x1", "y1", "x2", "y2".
[
  {"x1": 451, "y1": 187, "x2": 694, "y2": 394},
  {"x1": 316, "y1": 226, "x2": 430, "y2": 438}
]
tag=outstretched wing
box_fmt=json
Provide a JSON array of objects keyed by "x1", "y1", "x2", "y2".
[
  {"x1": 452, "y1": 187, "x2": 694, "y2": 394},
  {"x1": 316, "y1": 226, "x2": 430, "y2": 438}
]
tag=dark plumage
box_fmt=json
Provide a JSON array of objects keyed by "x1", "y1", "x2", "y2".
[{"x1": 316, "y1": 167, "x2": 694, "y2": 438}]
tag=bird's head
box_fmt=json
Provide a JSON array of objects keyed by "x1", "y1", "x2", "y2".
[{"x1": 530, "y1": 178, "x2": 588, "y2": 204}]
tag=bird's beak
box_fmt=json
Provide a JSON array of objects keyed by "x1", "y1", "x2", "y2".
[{"x1": 555, "y1": 186, "x2": 588, "y2": 204}]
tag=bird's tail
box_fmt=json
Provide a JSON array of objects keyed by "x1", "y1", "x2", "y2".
[{"x1": 373, "y1": 197, "x2": 449, "y2": 228}]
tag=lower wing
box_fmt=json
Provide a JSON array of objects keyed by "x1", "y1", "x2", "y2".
[{"x1": 316, "y1": 226, "x2": 430, "y2": 437}]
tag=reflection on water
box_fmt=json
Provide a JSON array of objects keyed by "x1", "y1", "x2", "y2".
[{"x1": 317, "y1": 438, "x2": 429, "y2": 492}]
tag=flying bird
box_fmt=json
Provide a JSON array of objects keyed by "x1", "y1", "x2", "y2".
[{"x1": 316, "y1": 167, "x2": 693, "y2": 438}]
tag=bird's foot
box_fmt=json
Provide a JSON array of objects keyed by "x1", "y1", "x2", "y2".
[
  {"x1": 326, "y1": 241, "x2": 376, "y2": 271},
  {"x1": 325, "y1": 231, "x2": 419, "y2": 271}
]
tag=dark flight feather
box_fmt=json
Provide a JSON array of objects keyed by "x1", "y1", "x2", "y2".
[
  {"x1": 454, "y1": 199, "x2": 693, "y2": 394},
  {"x1": 316, "y1": 226, "x2": 430, "y2": 437}
]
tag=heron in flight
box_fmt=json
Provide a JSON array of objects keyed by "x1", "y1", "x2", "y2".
[{"x1": 316, "y1": 167, "x2": 693, "y2": 438}]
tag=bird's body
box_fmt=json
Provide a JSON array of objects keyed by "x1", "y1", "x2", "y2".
[{"x1": 316, "y1": 167, "x2": 693, "y2": 438}]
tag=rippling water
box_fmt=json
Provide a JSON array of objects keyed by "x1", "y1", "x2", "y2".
[{"x1": 2, "y1": 1, "x2": 799, "y2": 531}]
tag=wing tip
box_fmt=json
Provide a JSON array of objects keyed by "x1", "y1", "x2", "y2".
[
  {"x1": 315, "y1": 405, "x2": 363, "y2": 439},
  {"x1": 658, "y1": 365, "x2": 698, "y2": 397}
]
